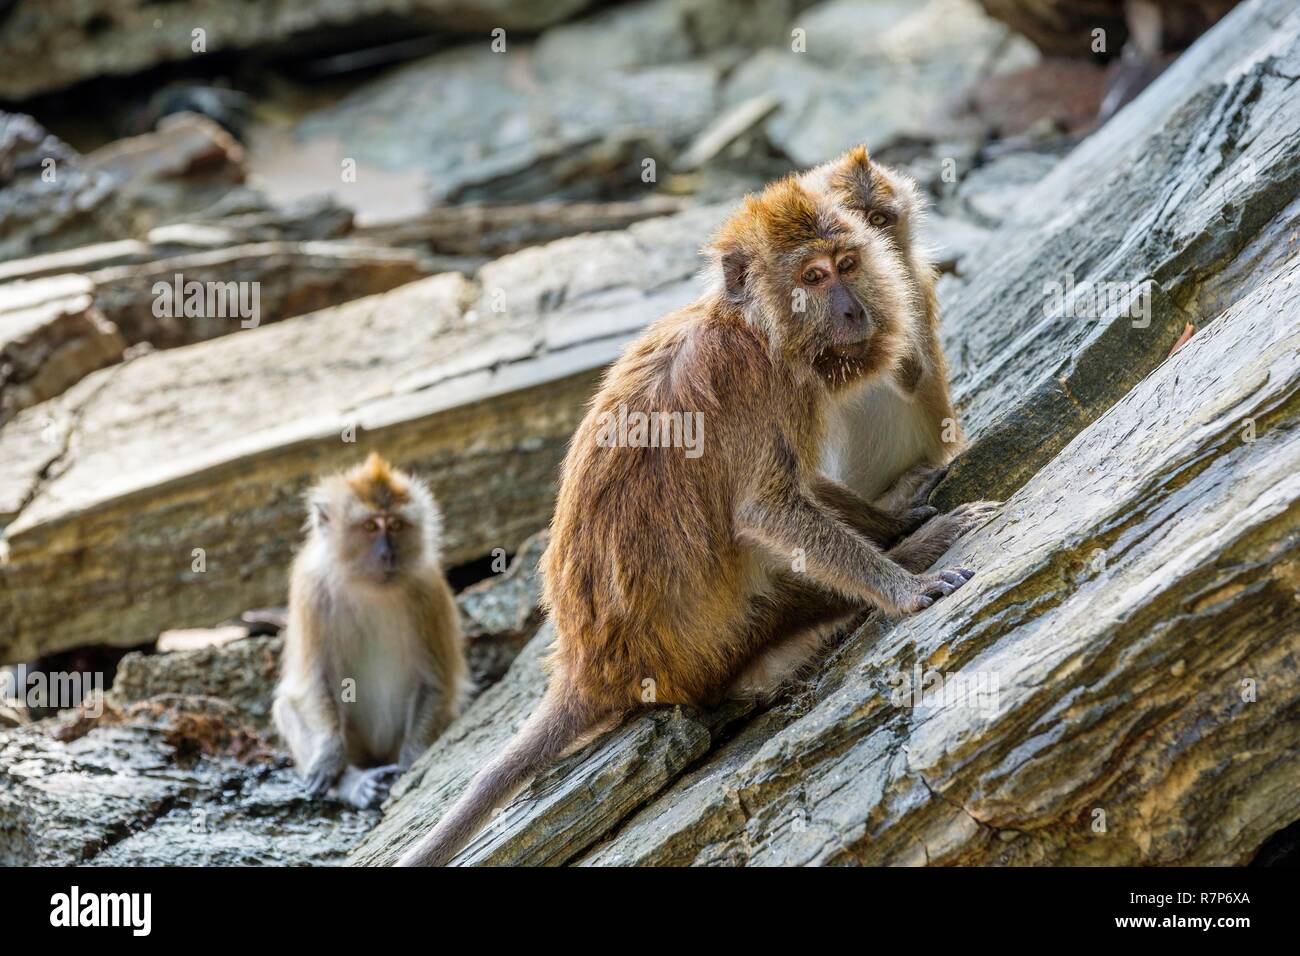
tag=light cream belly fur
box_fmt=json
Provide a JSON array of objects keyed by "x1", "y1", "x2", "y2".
[
  {"x1": 335, "y1": 592, "x2": 423, "y2": 764},
  {"x1": 821, "y1": 379, "x2": 942, "y2": 501}
]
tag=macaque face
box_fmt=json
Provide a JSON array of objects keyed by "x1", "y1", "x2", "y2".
[
  {"x1": 343, "y1": 509, "x2": 415, "y2": 583},
  {"x1": 315, "y1": 495, "x2": 424, "y2": 585},
  {"x1": 713, "y1": 168, "x2": 914, "y2": 388},
  {"x1": 793, "y1": 247, "x2": 868, "y2": 348},
  {"x1": 765, "y1": 227, "x2": 908, "y2": 386}
]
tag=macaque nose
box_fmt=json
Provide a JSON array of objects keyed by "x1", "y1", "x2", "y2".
[
  {"x1": 374, "y1": 534, "x2": 397, "y2": 570},
  {"x1": 830, "y1": 283, "x2": 865, "y2": 326}
]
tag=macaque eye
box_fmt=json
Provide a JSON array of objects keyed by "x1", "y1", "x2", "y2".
[
  {"x1": 868, "y1": 212, "x2": 890, "y2": 227},
  {"x1": 388, "y1": 517, "x2": 405, "y2": 532},
  {"x1": 836, "y1": 255, "x2": 858, "y2": 274},
  {"x1": 801, "y1": 267, "x2": 827, "y2": 285},
  {"x1": 363, "y1": 518, "x2": 379, "y2": 533}
]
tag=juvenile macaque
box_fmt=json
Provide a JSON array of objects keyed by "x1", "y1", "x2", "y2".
[
  {"x1": 399, "y1": 147, "x2": 996, "y2": 865},
  {"x1": 273, "y1": 453, "x2": 469, "y2": 809}
]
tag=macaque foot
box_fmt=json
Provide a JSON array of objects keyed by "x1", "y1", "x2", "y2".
[
  {"x1": 945, "y1": 500, "x2": 1001, "y2": 536},
  {"x1": 912, "y1": 567, "x2": 975, "y2": 609},
  {"x1": 303, "y1": 745, "x2": 345, "y2": 799},
  {"x1": 907, "y1": 465, "x2": 949, "y2": 507},
  {"x1": 338, "y1": 764, "x2": 402, "y2": 810}
]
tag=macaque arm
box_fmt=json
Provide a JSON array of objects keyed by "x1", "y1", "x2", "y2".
[
  {"x1": 280, "y1": 588, "x2": 347, "y2": 794},
  {"x1": 737, "y1": 461, "x2": 924, "y2": 615},
  {"x1": 809, "y1": 473, "x2": 934, "y2": 547}
]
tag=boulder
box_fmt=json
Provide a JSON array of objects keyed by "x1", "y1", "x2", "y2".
[
  {"x1": 0, "y1": 0, "x2": 598, "y2": 100},
  {"x1": 0, "y1": 276, "x2": 125, "y2": 427},
  {"x1": 0, "y1": 204, "x2": 726, "y2": 663},
  {"x1": 257, "y1": 0, "x2": 824, "y2": 207},
  {"x1": 723, "y1": 0, "x2": 1038, "y2": 166}
]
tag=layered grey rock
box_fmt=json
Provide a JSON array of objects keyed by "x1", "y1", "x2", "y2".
[
  {"x1": 0, "y1": 0, "x2": 598, "y2": 100},
  {"x1": 0, "y1": 205, "x2": 727, "y2": 663}
]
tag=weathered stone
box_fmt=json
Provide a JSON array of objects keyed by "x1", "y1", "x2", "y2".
[
  {"x1": 0, "y1": 113, "x2": 123, "y2": 261},
  {"x1": 83, "y1": 112, "x2": 245, "y2": 187},
  {"x1": 0, "y1": 205, "x2": 726, "y2": 663},
  {"x1": 931, "y1": 0, "x2": 1300, "y2": 510},
  {"x1": 976, "y1": 0, "x2": 1237, "y2": 59},
  {"x1": 86, "y1": 240, "x2": 430, "y2": 348},
  {"x1": 110, "y1": 636, "x2": 282, "y2": 729},
  {"x1": 457, "y1": 531, "x2": 549, "y2": 690},
  {"x1": 349, "y1": 625, "x2": 752, "y2": 866},
  {"x1": 0, "y1": 0, "x2": 598, "y2": 101},
  {"x1": 156, "y1": 625, "x2": 249, "y2": 653},
  {"x1": 276, "y1": 1, "x2": 724, "y2": 206},
  {"x1": 724, "y1": 0, "x2": 1037, "y2": 165},
  {"x1": 0, "y1": 111, "x2": 333, "y2": 260},
  {"x1": 0, "y1": 702, "x2": 375, "y2": 866},
  {"x1": 352, "y1": 196, "x2": 686, "y2": 258},
  {"x1": 0, "y1": 275, "x2": 126, "y2": 427},
  {"x1": 916, "y1": 212, "x2": 993, "y2": 274}
]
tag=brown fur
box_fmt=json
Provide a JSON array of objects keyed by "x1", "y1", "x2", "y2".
[{"x1": 397, "y1": 148, "x2": 991, "y2": 866}]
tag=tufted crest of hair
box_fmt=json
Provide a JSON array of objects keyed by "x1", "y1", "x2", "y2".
[{"x1": 347, "y1": 451, "x2": 411, "y2": 510}]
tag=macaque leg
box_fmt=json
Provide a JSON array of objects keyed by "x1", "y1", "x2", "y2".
[
  {"x1": 729, "y1": 499, "x2": 1001, "y2": 701},
  {"x1": 398, "y1": 684, "x2": 456, "y2": 770},
  {"x1": 727, "y1": 578, "x2": 857, "y2": 701},
  {"x1": 811, "y1": 474, "x2": 935, "y2": 548},
  {"x1": 888, "y1": 500, "x2": 1001, "y2": 573},
  {"x1": 272, "y1": 694, "x2": 316, "y2": 769},
  {"x1": 273, "y1": 692, "x2": 345, "y2": 799}
]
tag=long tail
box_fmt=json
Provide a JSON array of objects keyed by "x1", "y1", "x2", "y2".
[{"x1": 395, "y1": 689, "x2": 596, "y2": 866}]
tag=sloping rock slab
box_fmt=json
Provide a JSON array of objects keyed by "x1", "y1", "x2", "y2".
[
  {"x1": 928, "y1": 0, "x2": 1300, "y2": 506},
  {"x1": 349, "y1": 624, "x2": 753, "y2": 866},
  {"x1": 582, "y1": 258, "x2": 1300, "y2": 866}
]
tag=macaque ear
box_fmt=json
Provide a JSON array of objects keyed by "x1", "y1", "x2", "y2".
[
  {"x1": 308, "y1": 495, "x2": 330, "y2": 527},
  {"x1": 719, "y1": 246, "x2": 751, "y2": 305}
]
